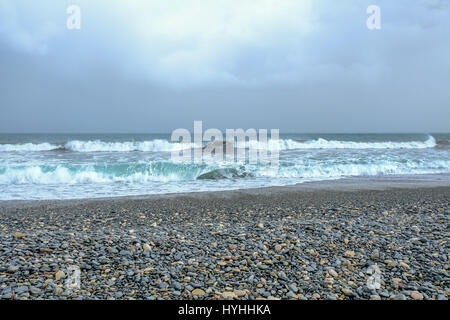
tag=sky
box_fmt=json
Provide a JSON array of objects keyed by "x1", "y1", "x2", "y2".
[{"x1": 0, "y1": 0, "x2": 449, "y2": 133}]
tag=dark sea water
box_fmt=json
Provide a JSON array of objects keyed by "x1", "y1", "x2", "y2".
[{"x1": 1, "y1": 133, "x2": 449, "y2": 200}]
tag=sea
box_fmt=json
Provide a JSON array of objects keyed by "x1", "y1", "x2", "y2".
[{"x1": 0, "y1": 133, "x2": 449, "y2": 200}]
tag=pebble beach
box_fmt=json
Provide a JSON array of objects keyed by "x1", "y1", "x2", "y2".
[{"x1": 1, "y1": 181, "x2": 449, "y2": 300}]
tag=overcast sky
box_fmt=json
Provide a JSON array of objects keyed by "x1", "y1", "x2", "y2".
[{"x1": 0, "y1": 0, "x2": 449, "y2": 133}]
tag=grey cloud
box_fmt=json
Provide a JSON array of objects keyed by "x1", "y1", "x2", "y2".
[{"x1": 0, "y1": 0, "x2": 449, "y2": 133}]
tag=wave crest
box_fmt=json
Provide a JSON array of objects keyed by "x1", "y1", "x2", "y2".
[
  {"x1": 275, "y1": 135, "x2": 437, "y2": 150},
  {"x1": 64, "y1": 140, "x2": 193, "y2": 152},
  {"x1": 1, "y1": 157, "x2": 449, "y2": 185},
  {"x1": 0, "y1": 136, "x2": 438, "y2": 152},
  {"x1": 0, "y1": 142, "x2": 59, "y2": 152}
]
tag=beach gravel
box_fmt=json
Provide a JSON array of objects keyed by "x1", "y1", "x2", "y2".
[{"x1": 0, "y1": 186, "x2": 449, "y2": 300}]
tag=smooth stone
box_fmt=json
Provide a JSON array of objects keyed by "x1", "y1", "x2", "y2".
[
  {"x1": 328, "y1": 269, "x2": 338, "y2": 278},
  {"x1": 172, "y1": 281, "x2": 182, "y2": 290},
  {"x1": 191, "y1": 289, "x2": 205, "y2": 296},
  {"x1": 288, "y1": 283, "x2": 298, "y2": 293},
  {"x1": 29, "y1": 286, "x2": 42, "y2": 296},
  {"x1": 53, "y1": 287, "x2": 64, "y2": 295},
  {"x1": 8, "y1": 266, "x2": 20, "y2": 273},
  {"x1": 410, "y1": 291, "x2": 424, "y2": 300},
  {"x1": 15, "y1": 286, "x2": 29, "y2": 294},
  {"x1": 174, "y1": 253, "x2": 182, "y2": 260},
  {"x1": 55, "y1": 270, "x2": 65, "y2": 281},
  {"x1": 222, "y1": 291, "x2": 237, "y2": 299},
  {"x1": 13, "y1": 232, "x2": 26, "y2": 239},
  {"x1": 234, "y1": 290, "x2": 247, "y2": 297}
]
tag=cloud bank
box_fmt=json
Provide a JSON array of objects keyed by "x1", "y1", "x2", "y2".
[{"x1": 0, "y1": 0, "x2": 449, "y2": 132}]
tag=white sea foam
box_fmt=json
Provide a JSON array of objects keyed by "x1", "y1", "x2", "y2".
[
  {"x1": 65, "y1": 139, "x2": 202, "y2": 152},
  {"x1": 265, "y1": 159, "x2": 450, "y2": 179},
  {"x1": 1, "y1": 157, "x2": 449, "y2": 185},
  {"x1": 0, "y1": 166, "x2": 109, "y2": 184},
  {"x1": 262, "y1": 135, "x2": 437, "y2": 150},
  {"x1": 64, "y1": 140, "x2": 196, "y2": 152},
  {"x1": 0, "y1": 142, "x2": 59, "y2": 152},
  {"x1": 0, "y1": 166, "x2": 189, "y2": 185},
  {"x1": 0, "y1": 136, "x2": 436, "y2": 152},
  {"x1": 0, "y1": 140, "x2": 196, "y2": 152}
]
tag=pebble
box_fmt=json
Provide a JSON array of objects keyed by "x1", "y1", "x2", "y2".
[
  {"x1": 288, "y1": 283, "x2": 298, "y2": 293},
  {"x1": 54, "y1": 287, "x2": 63, "y2": 296},
  {"x1": 344, "y1": 251, "x2": 355, "y2": 258},
  {"x1": 342, "y1": 288, "x2": 354, "y2": 297},
  {"x1": 234, "y1": 290, "x2": 247, "y2": 298},
  {"x1": 410, "y1": 291, "x2": 424, "y2": 300},
  {"x1": 392, "y1": 294, "x2": 406, "y2": 300},
  {"x1": 15, "y1": 286, "x2": 29, "y2": 294},
  {"x1": 172, "y1": 281, "x2": 182, "y2": 290},
  {"x1": 8, "y1": 266, "x2": 20, "y2": 273},
  {"x1": 29, "y1": 287, "x2": 42, "y2": 296},
  {"x1": 174, "y1": 252, "x2": 182, "y2": 260},
  {"x1": 13, "y1": 232, "x2": 26, "y2": 239},
  {"x1": 55, "y1": 270, "x2": 65, "y2": 281},
  {"x1": 222, "y1": 291, "x2": 237, "y2": 299},
  {"x1": 328, "y1": 269, "x2": 338, "y2": 278},
  {"x1": 119, "y1": 250, "x2": 130, "y2": 256},
  {"x1": 191, "y1": 289, "x2": 205, "y2": 296}
]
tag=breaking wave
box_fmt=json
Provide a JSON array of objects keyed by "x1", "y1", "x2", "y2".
[
  {"x1": 0, "y1": 142, "x2": 59, "y2": 152},
  {"x1": 1, "y1": 158, "x2": 449, "y2": 185},
  {"x1": 272, "y1": 135, "x2": 437, "y2": 150},
  {"x1": 63, "y1": 139, "x2": 198, "y2": 152},
  {"x1": 0, "y1": 136, "x2": 437, "y2": 152}
]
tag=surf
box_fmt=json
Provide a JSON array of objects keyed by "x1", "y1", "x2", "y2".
[{"x1": 0, "y1": 136, "x2": 437, "y2": 152}]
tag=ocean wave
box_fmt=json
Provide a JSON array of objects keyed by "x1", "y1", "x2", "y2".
[
  {"x1": 0, "y1": 140, "x2": 196, "y2": 152},
  {"x1": 1, "y1": 158, "x2": 449, "y2": 185},
  {"x1": 64, "y1": 140, "x2": 195, "y2": 152},
  {"x1": 0, "y1": 165, "x2": 186, "y2": 184},
  {"x1": 274, "y1": 135, "x2": 437, "y2": 150},
  {"x1": 0, "y1": 162, "x2": 214, "y2": 185},
  {"x1": 211, "y1": 136, "x2": 437, "y2": 150},
  {"x1": 0, "y1": 136, "x2": 437, "y2": 152},
  {"x1": 0, "y1": 142, "x2": 59, "y2": 152},
  {"x1": 265, "y1": 160, "x2": 450, "y2": 178}
]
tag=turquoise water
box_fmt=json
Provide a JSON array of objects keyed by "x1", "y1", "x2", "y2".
[{"x1": 0, "y1": 133, "x2": 449, "y2": 200}]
